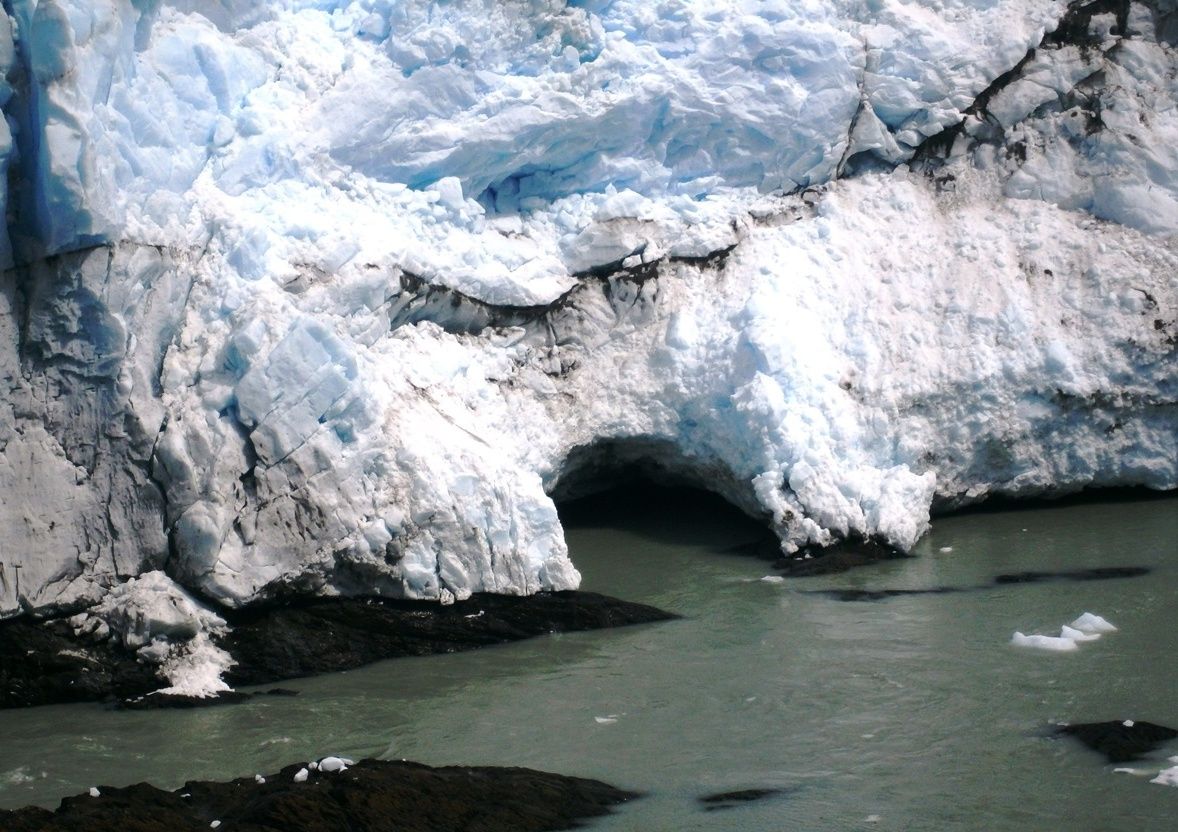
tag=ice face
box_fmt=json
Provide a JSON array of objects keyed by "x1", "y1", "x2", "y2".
[{"x1": 1, "y1": 1, "x2": 1176, "y2": 699}]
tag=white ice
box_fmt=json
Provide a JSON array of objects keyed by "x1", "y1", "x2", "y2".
[
  {"x1": 1059, "y1": 625, "x2": 1100, "y2": 643},
  {"x1": 1151, "y1": 766, "x2": 1178, "y2": 787},
  {"x1": 1011, "y1": 632, "x2": 1079, "y2": 652},
  {"x1": 1070, "y1": 613, "x2": 1118, "y2": 634},
  {"x1": 317, "y1": 757, "x2": 353, "y2": 773}
]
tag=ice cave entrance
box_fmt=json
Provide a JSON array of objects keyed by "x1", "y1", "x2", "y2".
[{"x1": 551, "y1": 439, "x2": 777, "y2": 584}]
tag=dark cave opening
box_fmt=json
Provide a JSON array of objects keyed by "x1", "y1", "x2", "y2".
[{"x1": 550, "y1": 437, "x2": 778, "y2": 561}]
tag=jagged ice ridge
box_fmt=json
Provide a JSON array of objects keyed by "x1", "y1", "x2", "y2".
[{"x1": 0, "y1": 0, "x2": 1175, "y2": 695}]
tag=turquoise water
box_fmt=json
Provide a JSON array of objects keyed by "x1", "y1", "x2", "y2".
[{"x1": 2, "y1": 491, "x2": 1176, "y2": 830}]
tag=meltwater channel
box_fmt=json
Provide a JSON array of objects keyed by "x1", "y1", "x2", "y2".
[{"x1": 2, "y1": 489, "x2": 1176, "y2": 831}]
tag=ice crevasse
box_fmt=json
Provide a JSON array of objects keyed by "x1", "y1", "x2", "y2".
[{"x1": 0, "y1": 0, "x2": 1175, "y2": 673}]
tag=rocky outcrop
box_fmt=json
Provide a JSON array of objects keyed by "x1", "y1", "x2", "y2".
[
  {"x1": 0, "y1": 759, "x2": 638, "y2": 832},
  {"x1": 0, "y1": 591, "x2": 675, "y2": 709}
]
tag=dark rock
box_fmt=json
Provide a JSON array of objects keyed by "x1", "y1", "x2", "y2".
[
  {"x1": 0, "y1": 758, "x2": 638, "y2": 832},
  {"x1": 698, "y1": 787, "x2": 788, "y2": 811},
  {"x1": 1056, "y1": 720, "x2": 1178, "y2": 763},
  {"x1": 0, "y1": 618, "x2": 162, "y2": 709},
  {"x1": 221, "y1": 590, "x2": 675, "y2": 687},
  {"x1": 774, "y1": 537, "x2": 908, "y2": 576},
  {"x1": 993, "y1": 566, "x2": 1151, "y2": 585},
  {"x1": 802, "y1": 587, "x2": 964, "y2": 602},
  {"x1": 2, "y1": 591, "x2": 675, "y2": 710}
]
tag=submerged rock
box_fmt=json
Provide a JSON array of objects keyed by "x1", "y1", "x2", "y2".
[
  {"x1": 993, "y1": 567, "x2": 1151, "y2": 585},
  {"x1": 0, "y1": 759, "x2": 638, "y2": 832},
  {"x1": 698, "y1": 787, "x2": 790, "y2": 811},
  {"x1": 802, "y1": 587, "x2": 963, "y2": 602}
]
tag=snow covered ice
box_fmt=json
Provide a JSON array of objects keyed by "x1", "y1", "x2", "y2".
[{"x1": 0, "y1": 1, "x2": 1177, "y2": 694}]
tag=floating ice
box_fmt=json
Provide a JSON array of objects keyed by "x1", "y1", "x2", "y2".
[
  {"x1": 1151, "y1": 766, "x2": 1178, "y2": 787},
  {"x1": 1070, "y1": 613, "x2": 1118, "y2": 634},
  {"x1": 210, "y1": 822, "x2": 221, "y2": 829},
  {"x1": 1013, "y1": 612, "x2": 1120, "y2": 652},
  {"x1": 1059, "y1": 625, "x2": 1101, "y2": 643},
  {"x1": 594, "y1": 716, "x2": 618, "y2": 725},
  {"x1": 760, "y1": 576, "x2": 786, "y2": 584},
  {"x1": 1011, "y1": 632, "x2": 1079, "y2": 652}
]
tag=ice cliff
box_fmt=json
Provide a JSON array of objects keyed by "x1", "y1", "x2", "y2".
[{"x1": 0, "y1": 0, "x2": 1176, "y2": 689}]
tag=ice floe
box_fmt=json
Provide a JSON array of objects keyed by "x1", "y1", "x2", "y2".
[{"x1": 1012, "y1": 613, "x2": 1117, "y2": 652}]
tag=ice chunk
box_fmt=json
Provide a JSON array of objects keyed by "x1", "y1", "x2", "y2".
[
  {"x1": 1060, "y1": 625, "x2": 1101, "y2": 643},
  {"x1": 1070, "y1": 613, "x2": 1117, "y2": 634},
  {"x1": 89, "y1": 787, "x2": 100, "y2": 798},
  {"x1": 1151, "y1": 766, "x2": 1178, "y2": 787},
  {"x1": 318, "y1": 757, "x2": 353, "y2": 773},
  {"x1": 293, "y1": 768, "x2": 309, "y2": 783},
  {"x1": 1011, "y1": 632, "x2": 1079, "y2": 652},
  {"x1": 254, "y1": 774, "x2": 266, "y2": 784}
]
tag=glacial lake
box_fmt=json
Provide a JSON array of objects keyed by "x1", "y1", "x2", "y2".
[{"x1": 2, "y1": 489, "x2": 1176, "y2": 830}]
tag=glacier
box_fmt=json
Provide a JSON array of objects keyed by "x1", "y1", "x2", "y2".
[{"x1": 0, "y1": 0, "x2": 1176, "y2": 694}]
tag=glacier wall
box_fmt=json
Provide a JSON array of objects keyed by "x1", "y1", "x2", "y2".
[{"x1": 0, "y1": 0, "x2": 1176, "y2": 685}]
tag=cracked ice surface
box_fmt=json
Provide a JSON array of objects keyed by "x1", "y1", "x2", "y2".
[{"x1": 0, "y1": 0, "x2": 1176, "y2": 685}]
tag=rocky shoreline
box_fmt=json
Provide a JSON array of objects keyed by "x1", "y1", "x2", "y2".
[
  {"x1": 0, "y1": 758, "x2": 638, "y2": 832},
  {"x1": 0, "y1": 591, "x2": 675, "y2": 710}
]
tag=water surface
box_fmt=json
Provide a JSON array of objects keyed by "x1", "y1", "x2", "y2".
[{"x1": 2, "y1": 490, "x2": 1175, "y2": 830}]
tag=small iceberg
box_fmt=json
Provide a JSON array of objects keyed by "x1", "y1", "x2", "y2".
[
  {"x1": 1070, "y1": 612, "x2": 1117, "y2": 634},
  {"x1": 1059, "y1": 625, "x2": 1101, "y2": 643},
  {"x1": 1012, "y1": 612, "x2": 1117, "y2": 652},
  {"x1": 1011, "y1": 632, "x2": 1079, "y2": 651},
  {"x1": 1151, "y1": 765, "x2": 1178, "y2": 787}
]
